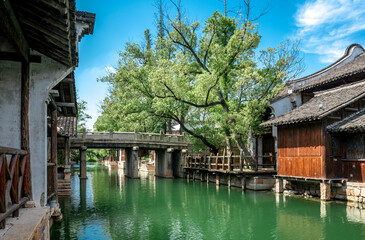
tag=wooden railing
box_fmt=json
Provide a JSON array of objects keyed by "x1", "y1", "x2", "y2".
[
  {"x1": 0, "y1": 147, "x2": 30, "y2": 229},
  {"x1": 185, "y1": 153, "x2": 276, "y2": 172},
  {"x1": 75, "y1": 129, "x2": 187, "y2": 143}
]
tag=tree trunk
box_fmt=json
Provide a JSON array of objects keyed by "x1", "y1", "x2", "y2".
[
  {"x1": 234, "y1": 136, "x2": 254, "y2": 169},
  {"x1": 168, "y1": 120, "x2": 172, "y2": 134}
]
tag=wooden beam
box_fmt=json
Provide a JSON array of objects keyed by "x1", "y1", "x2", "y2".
[
  {"x1": 21, "y1": 61, "x2": 30, "y2": 152},
  {"x1": 15, "y1": 3, "x2": 70, "y2": 33},
  {"x1": 0, "y1": 52, "x2": 41, "y2": 63},
  {"x1": 59, "y1": 83, "x2": 67, "y2": 114},
  {"x1": 62, "y1": 77, "x2": 74, "y2": 83},
  {"x1": 56, "y1": 102, "x2": 75, "y2": 108},
  {"x1": 26, "y1": 37, "x2": 70, "y2": 66},
  {"x1": 51, "y1": 108, "x2": 58, "y2": 199},
  {"x1": 0, "y1": 147, "x2": 27, "y2": 156},
  {"x1": 0, "y1": 0, "x2": 29, "y2": 62}
]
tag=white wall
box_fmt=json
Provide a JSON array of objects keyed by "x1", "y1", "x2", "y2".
[
  {"x1": 0, "y1": 61, "x2": 22, "y2": 149},
  {"x1": 28, "y1": 51, "x2": 72, "y2": 206}
]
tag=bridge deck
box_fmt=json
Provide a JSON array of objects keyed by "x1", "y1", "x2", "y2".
[{"x1": 58, "y1": 131, "x2": 191, "y2": 150}]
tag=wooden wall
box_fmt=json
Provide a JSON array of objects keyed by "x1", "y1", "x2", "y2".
[{"x1": 277, "y1": 122, "x2": 325, "y2": 178}]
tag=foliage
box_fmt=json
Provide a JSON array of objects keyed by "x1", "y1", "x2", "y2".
[
  {"x1": 77, "y1": 97, "x2": 92, "y2": 131},
  {"x1": 96, "y1": 1, "x2": 304, "y2": 154}
]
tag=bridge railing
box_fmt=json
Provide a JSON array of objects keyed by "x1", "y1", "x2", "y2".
[{"x1": 76, "y1": 129, "x2": 187, "y2": 143}]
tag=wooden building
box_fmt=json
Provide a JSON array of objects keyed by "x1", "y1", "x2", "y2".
[
  {"x1": 0, "y1": 0, "x2": 94, "y2": 238},
  {"x1": 261, "y1": 44, "x2": 365, "y2": 201}
]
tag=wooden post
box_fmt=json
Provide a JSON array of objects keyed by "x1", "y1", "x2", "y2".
[
  {"x1": 239, "y1": 150, "x2": 243, "y2": 172},
  {"x1": 51, "y1": 107, "x2": 58, "y2": 198},
  {"x1": 255, "y1": 155, "x2": 258, "y2": 172},
  {"x1": 228, "y1": 153, "x2": 231, "y2": 171},
  {"x1": 203, "y1": 155, "x2": 207, "y2": 169},
  {"x1": 208, "y1": 153, "x2": 212, "y2": 170},
  {"x1": 215, "y1": 153, "x2": 219, "y2": 170},
  {"x1": 222, "y1": 149, "x2": 226, "y2": 171},
  {"x1": 21, "y1": 61, "x2": 31, "y2": 198}
]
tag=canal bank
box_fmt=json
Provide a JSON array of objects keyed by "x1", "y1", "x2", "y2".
[{"x1": 51, "y1": 165, "x2": 365, "y2": 239}]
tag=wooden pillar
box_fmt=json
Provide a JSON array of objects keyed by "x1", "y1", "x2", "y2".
[
  {"x1": 51, "y1": 107, "x2": 58, "y2": 197},
  {"x1": 222, "y1": 149, "x2": 226, "y2": 171},
  {"x1": 208, "y1": 154, "x2": 212, "y2": 170},
  {"x1": 80, "y1": 146, "x2": 88, "y2": 179},
  {"x1": 21, "y1": 61, "x2": 31, "y2": 197},
  {"x1": 239, "y1": 150, "x2": 243, "y2": 172},
  {"x1": 215, "y1": 153, "x2": 219, "y2": 170}
]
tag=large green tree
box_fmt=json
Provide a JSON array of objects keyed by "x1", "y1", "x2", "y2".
[{"x1": 96, "y1": 0, "x2": 303, "y2": 155}]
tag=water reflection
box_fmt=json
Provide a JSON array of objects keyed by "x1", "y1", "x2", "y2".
[{"x1": 51, "y1": 165, "x2": 365, "y2": 240}]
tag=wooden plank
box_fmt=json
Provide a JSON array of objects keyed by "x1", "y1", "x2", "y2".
[
  {"x1": 0, "y1": 52, "x2": 41, "y2": 63},
  {"x1": 0, "y1": 147, "x2": 27, "y2": 156},
  {"x1": 0, "y1": 0, "x2": 29, "y2": 62}
]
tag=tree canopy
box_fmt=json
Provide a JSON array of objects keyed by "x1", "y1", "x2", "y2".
[{"x1": 95, "y1": 0, "x2": 304, "y2": 155}]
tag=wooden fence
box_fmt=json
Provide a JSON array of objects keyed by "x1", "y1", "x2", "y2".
[
  {"x1": 185, "y1": 151, "x2": 276, "y2": 172},
  {"x1": 0, "y1": 147, "x2": 30, "y2": 229}
]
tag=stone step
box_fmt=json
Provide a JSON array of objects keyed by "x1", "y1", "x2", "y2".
[
  {"x1": 57, "y1": 189, "x2": 71, "y2": 193},
  {"x1": 57, "y1": 183, "x2": 71, "y2": 187},
  {"x1": 58, "y1": 180, "x2": 71, "y2": 183},
  {"x1": 58, "y1": 192, "x2": 71, "y2": 196}
]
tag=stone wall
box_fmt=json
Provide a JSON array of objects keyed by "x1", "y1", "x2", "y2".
[{"x1": 283, "y1": 180, "x2": 365, "y2": 203}]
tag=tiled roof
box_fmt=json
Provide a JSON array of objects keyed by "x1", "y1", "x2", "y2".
[
  {"x1": 271, "y1": 44, "x2": 365, "y2": 101},
  {"x1": 297, "y1": 53, "x2": 365, "y2": 91},
  {"x1": 57, "y1": 117, "x2": 77, "y2": 137},
  {"x1": 261, "y1": 80, "x2": 365, "y2": 127},
  {"x1": 327, "y1": 109, "x2": 365, "y2": 133}
]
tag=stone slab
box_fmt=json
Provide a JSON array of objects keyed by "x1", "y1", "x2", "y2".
[{"x1": 0, "y1": 207, "x2": 49, "y2": 240}]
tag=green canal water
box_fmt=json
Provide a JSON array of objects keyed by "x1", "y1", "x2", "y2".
[{"x1": 51, "y1": 165, "x2": 365, "y2": 239}]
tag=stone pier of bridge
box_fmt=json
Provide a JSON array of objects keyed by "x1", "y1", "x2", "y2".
[{"x1": 124, "y1": 147, "x2": 187, "y2": 179}]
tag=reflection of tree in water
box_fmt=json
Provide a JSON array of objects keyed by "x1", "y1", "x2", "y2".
[{"x1": 52, "y1": 167, "x2": 365, "y2": 240}]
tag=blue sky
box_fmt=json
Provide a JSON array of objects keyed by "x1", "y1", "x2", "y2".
[{"x1": 75, "y1": 0, "x2": 365, "y2": 130}]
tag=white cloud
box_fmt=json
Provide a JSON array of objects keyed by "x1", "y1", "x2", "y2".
[
  {"x1": 104, "y1": 66, "x2": 117, "y2": 74},
  {"x1": 294, "y1": 0, "x2": 365, "y2": 63}
]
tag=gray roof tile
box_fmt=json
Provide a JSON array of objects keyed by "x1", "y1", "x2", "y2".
[
  {"x1": 327, "y1": 109, "x2": 365, "y2": 133},
  {"x1": 261, "y1": 80, "x2": 365, "y2": 127}
]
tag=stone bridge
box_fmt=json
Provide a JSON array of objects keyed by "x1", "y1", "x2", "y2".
[{"x1": 58, "y1": 130, "x2": 191, "y2": 179}]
